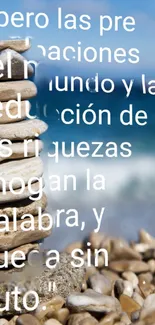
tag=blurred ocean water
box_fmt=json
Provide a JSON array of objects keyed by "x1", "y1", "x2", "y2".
[{"x1": 31, "y1": 75, "x2": 155, "y2": 250}]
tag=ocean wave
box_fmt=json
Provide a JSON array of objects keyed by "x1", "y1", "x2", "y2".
[
  {"x1": 43, "y1": 155, "x2": 155, "y2": 207},
  {"x1": 42, "y1": 154, "x2": 155, "y2": 248}
]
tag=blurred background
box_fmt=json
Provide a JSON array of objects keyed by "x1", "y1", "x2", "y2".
[{"x1": 1, "y1": 0, "x2": 155, "y2": 250}]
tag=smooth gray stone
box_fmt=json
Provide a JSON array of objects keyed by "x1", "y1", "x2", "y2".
[
  {"x1": 66, "y1": 289, "x2": 121, "y2": 313},
  {"x1": 0, "y1": 119, "x2": 48, "y2": 140},
  {"x1": 0, "y1": 49, "x2": 34, "y2": 80}
]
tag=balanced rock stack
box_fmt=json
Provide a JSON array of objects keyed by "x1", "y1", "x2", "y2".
[
  {"x1": 0, "y1": 40, "x2": 85, "y2": 323},
  {"x1": 0, "y1": 40, "x2": 50, "y2": 269}
]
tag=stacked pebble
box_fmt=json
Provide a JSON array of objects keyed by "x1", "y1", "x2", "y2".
[
  {"x1": 0, "y1": 40, "x2": 85, "y2": 324},
  {"x1": 0, "y1": 40, "x2": 50, "y2": 272}
]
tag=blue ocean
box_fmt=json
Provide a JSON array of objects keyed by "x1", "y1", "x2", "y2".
[{"x1": 30, "y1": 70, "x2": 155, "y2": 250}]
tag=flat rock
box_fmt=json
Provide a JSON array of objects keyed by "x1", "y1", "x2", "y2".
[
  {"x1": 109, "y1": 260, "x2": 149, "y2": 273},
  {"x1": 0, "y1": 119, "x2": 48, "y2": 140},
  {"x1": 0, "y1": 179, "x2": 44, "y2": 203},
  {"x1": 0, "y1": 253, "x2": 85, "y2": 316},
  {"x1": 0, "y1": 140, "x2": 43, "y2": 163},
  {"x1": 66, "y1": 289, "x2": 121, "y2": 313},
  {"x1": 0, "y1": 157, "x2": 43, "y2": 190},
  {"x1": 0, "y1": 49, "x2": 34, "y2": 81},
  {"x1": 0, "y1": 243, "x2": 39, "y2": 265},
  {"x1": 0, "y1": 40, "x2": 31, "y2": 53},
  {"x1": 0, "y1": 193, "x2": 47, "y2": 218},
  {"x1": 0, "y1": 101, "x2": 31, "y2": 124},
  {"x1": 0, "y1": 215, "x2": 51, "y2": 251},
  {"x1": 0, "y1": 81, "x2": 37, "y2": 102}
]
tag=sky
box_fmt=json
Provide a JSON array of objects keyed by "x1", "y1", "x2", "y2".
[{"x1": 0, "y1": 0, "x2": 155, "y2": 77}]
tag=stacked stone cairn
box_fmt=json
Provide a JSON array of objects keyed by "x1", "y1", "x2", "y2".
[
  {"x1": 0, "y1": 40, "x2": 85, "y2": 324},
  {"x1": 0, "y1": 39, "x2": 50, "y2": 262}
]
